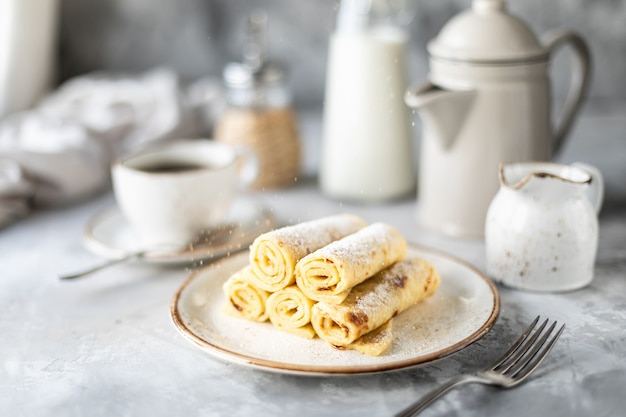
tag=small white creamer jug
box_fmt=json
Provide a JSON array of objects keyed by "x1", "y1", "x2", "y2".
[{"x1": 485, "y1": 162, "x2": 604, "y2": 292}]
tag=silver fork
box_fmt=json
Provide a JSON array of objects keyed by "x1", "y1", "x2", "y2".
[{"x1": 395, "y1": 316, "x2": 565, "y2": 417}]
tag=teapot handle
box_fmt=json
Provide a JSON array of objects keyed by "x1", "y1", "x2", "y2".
[
  {"x1": 542, "y1": 30, "x2": 592, "y2": 155},
  {"x1": 573, "y1": 162, "x2": 604, "y2": 215}
]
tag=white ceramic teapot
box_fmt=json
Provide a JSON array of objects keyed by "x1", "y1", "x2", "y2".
[
  {"x1": 485, "y1": 162, "x2": 604, "y2": 292},
  {"x1": 405, "y1": 0, "x2": 591, "y2": 237}
]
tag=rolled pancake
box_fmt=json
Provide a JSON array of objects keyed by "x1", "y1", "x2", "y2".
[
  {"x1": 345, "y1": 319, "x2": 393, "y2": 356},
  {"x1": 295, "y1": 223, "x2": 407, "y2": 304},
  {"x1": 222, "y1": 266, "x2": 270, "y2": 322},
  {"x1": 311, "y1": 257, "x2": 440, "y2": 346},
  {"x1": 249, "y1": 214, "x2": 367, "y2": 292},
  {"x1": 266, "y1": 285, "x2": 317, "y2": 339}
]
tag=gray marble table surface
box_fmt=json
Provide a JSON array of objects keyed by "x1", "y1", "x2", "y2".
[{"x1": 1, "y1": 102, "x2": 625, "y2": 417}]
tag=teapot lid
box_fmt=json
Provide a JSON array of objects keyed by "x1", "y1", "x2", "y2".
[{"x1": 428, "y1": 0, "x2": 547, "y2": 63}]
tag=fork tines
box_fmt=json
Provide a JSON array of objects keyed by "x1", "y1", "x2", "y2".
[{"x1": 491, "y1": 316, "x2": 565, "y2": 381}]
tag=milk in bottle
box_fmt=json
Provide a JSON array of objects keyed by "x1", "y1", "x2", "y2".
[{"x1": 320, "y1": 0, "x2": 415, "y2": 202}]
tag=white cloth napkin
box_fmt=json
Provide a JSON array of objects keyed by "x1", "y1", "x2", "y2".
[{"x1": 0, "y1": 68, "x2": 222, "y2": 228}]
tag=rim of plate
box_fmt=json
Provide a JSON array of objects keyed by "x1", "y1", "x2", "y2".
[{"x1": 170, "y1": 243, "x2": 500, "y2": 375}]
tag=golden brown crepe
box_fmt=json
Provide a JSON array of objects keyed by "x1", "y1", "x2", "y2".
[
  {"x1": 248, "y1": 214, "x2": 367, "y2": 292},
  {"x1": 295, "y1": 223, "x2": 407, "y2": 304},
  {"x1": 266, "y1": 285, "x2": 317, "y2": 339},
  {"x1": 344, "y1": 319, "x2": 393, "y2": 356},
  {"x1": 222, "y1": 266, "x2": 271, "y2": 322},
  {"x1": 310, "y1": 257, "x2": 440, "y2": 346}
]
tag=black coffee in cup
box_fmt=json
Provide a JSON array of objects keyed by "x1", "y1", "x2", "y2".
[{"x1": 139, "y1": 161, "x2": 207, "y2": 173}]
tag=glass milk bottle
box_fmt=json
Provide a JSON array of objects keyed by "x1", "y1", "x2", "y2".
[{"x1": 320, "y1": 0, "x2": 415, "y2": 201}]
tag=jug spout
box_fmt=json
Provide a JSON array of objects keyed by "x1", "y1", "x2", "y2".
[{"x1": 405, "y1": 81, "x2": 475, "y2": 150}]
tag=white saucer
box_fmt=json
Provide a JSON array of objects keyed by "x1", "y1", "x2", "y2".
[{"x1": 83, "y1": 198, "x2": 277, "y2": 265}]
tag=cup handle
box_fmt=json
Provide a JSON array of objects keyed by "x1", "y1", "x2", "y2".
[
  {"x1": 235, "y1": 146, "x2": 258, "y2": 189},
  {"x1": 542, "y1": 29, "x2": 592, "y2": 155},
  {"x1": 573, "y1": 162, "x2": 604, "y2": 215}
]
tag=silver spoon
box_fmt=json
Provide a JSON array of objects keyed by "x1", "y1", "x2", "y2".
[
  {"x1": 58, "y1": 250, "x2": 155, "y2": 280},
  {"x1": 58, "y1": 224, "x2": 238, "y2": 280}
]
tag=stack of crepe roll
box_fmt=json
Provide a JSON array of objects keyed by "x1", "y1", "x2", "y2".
[{"x1": 222, "y1": 214, "x2": 440, "y2": 356}]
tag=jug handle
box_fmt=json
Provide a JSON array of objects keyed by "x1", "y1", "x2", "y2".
[
  {"x1": 542, "y1": 30, "x2": 592, "y2": 155},
  {"x1": 573, "y1": 162, "x2": 604, "y2": 215}
]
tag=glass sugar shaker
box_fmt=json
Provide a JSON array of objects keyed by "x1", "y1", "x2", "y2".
[{"x1": 214, "y1": 10, "x2": 301, "y2": 189}]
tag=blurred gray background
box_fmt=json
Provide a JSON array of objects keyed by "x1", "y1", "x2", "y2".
[{"x1": 58, "y1": 0, "x2": 626, "y2": 109}]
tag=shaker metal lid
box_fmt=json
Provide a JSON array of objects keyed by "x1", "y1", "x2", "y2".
[
  {"x1": 222, "y1": 9, "x2": 285, "y2": 89},
  {"x1": 223, "y1": 62, "x2": 284, "y2": 89},
  {"x1": 427, "y1": 0, "x2": 547, "y2": 64}
]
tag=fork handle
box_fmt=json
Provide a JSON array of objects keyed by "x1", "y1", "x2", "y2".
[{"x1": 394, "y1": 374, "x2": 484, "y2": 417}]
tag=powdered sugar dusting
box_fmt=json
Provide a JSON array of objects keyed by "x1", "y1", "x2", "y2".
[
  {"x1": 296, "y1": 223, "x2": 408, "y2": 299},
  {"x1": 312, "y1": 258, "x2": 437, "y2": 345},
  {"x1": 251, "y1": 214, "x2": 366, "y2": 261},
  {"x1": 310, "y1": 223, "x2": 405, "y2": 267},
  {"x1": 350, "y1": 258, "x2": 429, "y2": 313}
]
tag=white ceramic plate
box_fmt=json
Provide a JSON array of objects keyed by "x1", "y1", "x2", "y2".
[
  {"x1": 83, "y1": 198, "x2": 277, "y2": 264},
  {"x1": 171, "y1": 244, "x2": 500, "y2": 375}
]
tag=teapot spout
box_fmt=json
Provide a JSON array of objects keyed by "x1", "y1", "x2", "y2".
[{"x1": 405, "y1": 81, "x2": 476, "y2": 150}]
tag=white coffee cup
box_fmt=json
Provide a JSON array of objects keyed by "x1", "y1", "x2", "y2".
[{"x1": 111, "y1": 140, "x2": 257, "y2": 247}]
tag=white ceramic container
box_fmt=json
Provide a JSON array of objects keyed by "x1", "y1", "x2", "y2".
[
  {"x1": 485, "y1": 162, "x2": 604, "y2": 292},
  {"x1": 112, "y1": 140, "x2": 257, "y2": 247},
  {"x1": 405, "y1": 0, "x2": 591, "y2": 237}
]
